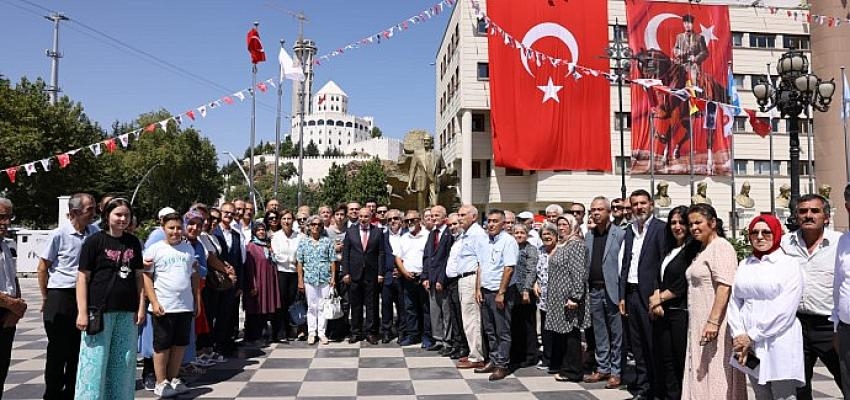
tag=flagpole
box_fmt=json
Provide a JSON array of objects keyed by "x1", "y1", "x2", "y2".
[
  {"x1": 274, "y1": 39, "x2": 284, "y2": 199},
  {"x1": 730, "y1": 131, "x2": 737, "y2": 239},
  {"x1": 805, "y1": 106, "x2": 814, "y2": 194},
  {"x1": 650, "y1": 113, "x2": 656, "y2": 198},
  {"x1": 842, "y1": 66, "x2": 849, "y2": 183},
  {"x1": 688, "y1": 113, "x2": 695, "y2": 199},
  {"x1": 249, "y1": 22, "x2": 259, "y2": 211},
  {"x1": 767, "y1": 63, "x2": 776, "y2": 215}
]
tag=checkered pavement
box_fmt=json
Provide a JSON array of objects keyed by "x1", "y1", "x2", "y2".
[{"x1": 3, "y1": 278, "x2": 845, "y2": 399}]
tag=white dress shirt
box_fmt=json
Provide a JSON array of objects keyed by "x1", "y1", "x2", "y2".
[
  {"x1": 782, "y1": 229, "x2": 842, "y2": 316},
  {"x1": 627, "y1": 216, "x2": 653, "y2": 284},
  {"x1": 445, "y1": 236, "x2": 464, "y2": 278},
  {"x1": 832, "y1": 232, "x2": 850, "y2": 330},
  {"x1": 727, "y1": 252, "x2": 805, "y2": 386},
  {"x1": 397, "y1": 229, "x2": 429, "y2": 274}
]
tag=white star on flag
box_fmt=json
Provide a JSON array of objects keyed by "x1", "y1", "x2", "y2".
[
  {"x1": 700, "y1": 24, "x2": 718, "y2": 44},
  {"x1": 537, "y1": 77, "x2": 563, "y2": 103}
]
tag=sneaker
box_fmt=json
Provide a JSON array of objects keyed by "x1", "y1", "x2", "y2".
[
  {"x1": 143, "y1": 373, "x2": 156, "y2": 391},
  {"x1": 320, "y1": 336, "x2": 329, "y2": 345},
  {"x1": 207, "y1": 352, "x2": 227, "y2": 363},
  {"x1": 535, "y1": 361, "x2": 549, "y2": 371},
  {"x1": 170, "y1": 378, "x2": 190, "y2": 395},
  {"x1": 154, "y1": 381, "x2": 178, "y2": 398},
  {"x1": 192, "y1": 356, "x2": 215, "y2": 368},
  {"x1": 307, "y1": 335, "x2": 317, "y2": 345}
]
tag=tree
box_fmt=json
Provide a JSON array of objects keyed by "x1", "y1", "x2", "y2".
[
  {"x1": 347, "y1": 158, "x2": 389, "y2": 205},
  {"x1": 371, "y1": 126, "x2": 383, "y2": 138},
  {"x1": 323, "y1": 146, "x2": 343, "y2": 157},
  {"x1": 280, "y1": 135, "x2": 296, "y2": 157},
  {"x1": 305, "y1": 140, "x2": 320, "y2": 157},
  {"x1": 0, "y1": 77, "x2": 106, "y2": 227},
  {"x1": 318, "y1": 163, "x2": 349, "y2": 207}
]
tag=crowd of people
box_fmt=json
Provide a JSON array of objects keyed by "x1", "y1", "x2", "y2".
[{"x1": 3, "y1": 186, "x2": 850, "y2": 399}]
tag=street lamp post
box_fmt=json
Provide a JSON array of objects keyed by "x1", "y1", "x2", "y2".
[
  {"x1": 222, "y1": 151, "x2": 263, "y2": 211},
  {"x1": 752, "y1": 51, "x2": 835, "y2": 213},
  {"x1": 601, "y1": 19, "x2": 633, "y2": 200}
]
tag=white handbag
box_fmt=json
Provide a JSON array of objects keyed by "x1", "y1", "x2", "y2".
[{"x1": 320, "y1": 289, "x2": 343, "y2": 320}]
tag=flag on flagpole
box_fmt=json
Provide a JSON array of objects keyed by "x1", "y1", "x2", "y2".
[
  {"x1": 246, "y1": 27, "x2": 266, "y2": 64},
  {"x1": 841, "y1": 70, "x2": 850, "y2": 121},
  {"x1": 727, "y1": 66, "x2": 741, "y2": 115},
  {"x1": 279, "y1": 46, "x2": 305, "y2": 83}
]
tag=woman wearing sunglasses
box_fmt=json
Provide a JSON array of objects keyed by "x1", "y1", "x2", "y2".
[{"x1": 727, "y1": 214, "x2": 804, "y2": 399}]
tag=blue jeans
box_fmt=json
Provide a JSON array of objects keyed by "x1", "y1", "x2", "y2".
[
  {"x1": 401, "y1": 276, "x2": 431, "y2": 342},
  {"x1": 589, "y1": 287, "x2": 622, "y2": 375}
]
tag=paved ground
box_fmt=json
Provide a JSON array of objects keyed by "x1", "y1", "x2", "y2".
[{"x1": 3, "y1": 278, "x2": 845, "y2": 399}]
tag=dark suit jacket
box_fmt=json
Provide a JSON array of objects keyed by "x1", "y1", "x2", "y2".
[
  {"x1": 619, "y1": 217, "x2": 666, "y2": 309},
  {"x1": 342, "y1": 224, "x2": 385, "y2": 282},
  {"x1": 585, "y1": 224, "x2": 626, "y2": 305},
  {"x1": 421, "y1": 226, "x2": 455, "y2": 286},
  {"x1": 658, "y1": 239, "x2": 700, "y2": 310},
  {"x1": 212, "y1": 226, "x2": 244, "y2": 289}
]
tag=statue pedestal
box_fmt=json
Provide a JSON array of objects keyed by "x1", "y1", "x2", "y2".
[
  {"x1": 775, "y1": 208, "x2": 791, "y2": 230},
  {"x1": 734, "y1": 208, "x2": 757, "y2": 235},
  {"x1": 654, "y1": 206, "x2": 672, "y2": 221}
]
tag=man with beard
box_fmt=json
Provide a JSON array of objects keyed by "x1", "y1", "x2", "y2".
[
  {"x1": 781, "y1": 194, "x2": 844, "y2": 400},
  {"x1": 619, "y1": 190, "x2": 665, "y2": 399}
]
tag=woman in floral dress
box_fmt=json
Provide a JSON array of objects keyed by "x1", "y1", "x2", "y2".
[{"x1": 296, "y1": 215, "x2": 337, "y2": 345}]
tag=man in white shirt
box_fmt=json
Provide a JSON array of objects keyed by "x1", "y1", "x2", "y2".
[
  {"x1": 381, "y1": 209, "x2": 406, "y2": 343},
  {"x1": 517, "y1": 211, "x2": 542, "y2": 248},
  {"x1": 455, "y1": 205, "x2": 489, "y2": 369},
  {"x1": 783, "y1": 193, "x2": 844, "y2": 400},
  {"x1": 0, "y1": 197, "x2": 24, "y2": 391},
  {"x1": 832, "y1": 184, "x2": 850, "y2": 397},
  {"x1": 443, "y1": 213, "x2": 468, "y2": 359},
  {"x1": 396, "y1": 210, "x2": 431, "y2": 347}
]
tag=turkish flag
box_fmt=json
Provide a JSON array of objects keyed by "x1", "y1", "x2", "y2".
[
  {"x1": 626, "y1": 0, "x2": 732, "y2": 175},
  {"x1": 487, "y1": 0, "x2": 610, "y2": 171},
  {"x1": 246, "y1": 27, "x2": 266, "y2": 64}
]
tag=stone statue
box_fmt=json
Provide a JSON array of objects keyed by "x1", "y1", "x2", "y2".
[
  {"x1": 691, "y1": 181, "x2": 712, "y2": 205},
  {"x1": 654, "y1": 181, "x2": 672, "y2": 207},
  {"x1": 405, "y1": 133, "x2": 445, "y2": 207},
  {"x1": 819, "y1": 184, "x2": 832, "y2": 200},
  {"x1": 735, "y1": 181, "x2": 755, "y2": 208},
  {"x1": 776, "y1": 183, "x2": 791, "y2": 208}
]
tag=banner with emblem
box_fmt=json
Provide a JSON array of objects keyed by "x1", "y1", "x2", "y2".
[
  {"x1": 627, "y1": 1, "x2": 733, "y2": 176},
  {"x1": 487, "y1": 0, "x2": 610, "y2": 171}
]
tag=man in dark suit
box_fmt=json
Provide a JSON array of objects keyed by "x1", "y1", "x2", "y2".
[
  {"x1": 210, "y1": 202, "x2": 244, "y2": 356},
  {"x1": 618, "y1": 190, "x2": 666, "y2": 400},
  {"x1": 342, "y1": 207, "x2": 385, "y2": 344},
  {"x1": 422, "y1": 205, "x2": 456, "y2": 354},
  {"x1": 584, "y1": 196, "x2": 626, "y2": 389}
]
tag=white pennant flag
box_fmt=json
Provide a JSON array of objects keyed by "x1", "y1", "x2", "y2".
[
  {"x1": 266, "y1": 78, "x2": 276, "y2": 88},
  {"x1": 39, "y1": 158, "x2": 51, "y2": 172},
  {"x1": 197, "y1": 106, "x2": 207, "y2": 118},
  {"x1": 234, "y1": 91, "x2": 245, "y2": 101},
  {"x1": 159, "y1": 120, "x2": 169, "y2": 131},
  {"x1": 119, "y1": 133, "x2": 130, "y2": 148},
  {"x1": 89, "y1": 143, "x2": 102, "y2": 156},
  {"x1": 279, "y1": 46, "x2": 306, "y2": 82},
  {"x1": 132, "y1": 129, "x2": 142, "y2": 140},
  {"x1": 24, "y1": 162, "x2": 37, "y2": 176}
]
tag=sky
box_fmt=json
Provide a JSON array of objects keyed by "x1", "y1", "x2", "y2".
[{"x1": 0, "y1": 0, "x2": 451, "y2": 164}]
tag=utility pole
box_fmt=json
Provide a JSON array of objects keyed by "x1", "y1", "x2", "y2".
[{"x1": 45, "y1": 12, "x2": 69, "y2": 105}]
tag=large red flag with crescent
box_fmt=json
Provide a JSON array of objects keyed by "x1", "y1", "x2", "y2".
[
  {"x1": 487, "y1": 0, "x2": 610, "y2": 171},
  {"x1": 246, "y1": 27, "x2": 266, "y2": 64},
  {"x1": 627, "y1": 1, "x2": 732, "y2": 175}
]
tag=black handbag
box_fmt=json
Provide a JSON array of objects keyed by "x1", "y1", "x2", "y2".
[{"x1": 87, "y1": 244, "x2": 123, "y2": 335}]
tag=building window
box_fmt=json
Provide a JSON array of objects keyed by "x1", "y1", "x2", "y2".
[
  {"x1": 476, "y1": 18, "x2": 487, "y2": 35},
  {"x1": 783, "y1": 35, "x2": 810, "y2": 50},
  {"x1": 787, "y1": 118, "x2": 812, "y2": 134},
  {"x1": 505, "y1": 168, "x2": 523, "y2": 176},
  {"x1": 733, "y1": 117, "x2": 747, "y2": 132},
  {"x1": 614, "y1": 112, "x2": 632, "y2": 130},
  {"x1": 789, "y1": 161, "x2": 812, "y2": 176},
  {"x1": 472, "y1": 113, "x2": 486, "y2": 132},
  {"x1": 754, "y1": 160, "x2": 780, "y2": 176},
  {"x1": 477, "y1": 63, "x2": 490, "y2": 80},
  {"x1": 733, "y1": 74, "x2": 745, "y2": 90},
  {"x1": 757, "y1": 117, "x2": 780, "y2": 133},
  {"x1": 734, "y1": 159, "x2": 748, "y2": 175},
  {"x1": 611, "y1": 24, "x2": 628, "y2": 43},
  {"x1": 614, "y1": 156, "x2": 631, "y2": 175},
  {"x1": 732, "y1": 32, "x2": 744, "y2": 47},
  {"x1": 472, "y1": 161, "x2": 482, "y2": 179},
  {"x1": 749, "y1": 34, "x2": 776, "y2": 49}
]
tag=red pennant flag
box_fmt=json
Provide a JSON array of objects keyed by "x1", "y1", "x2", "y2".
[
  {"x1": 4, "y1": 167, "x2": 17, "y2": 183},
  {"x1": 104, "y1": 138, "x2": 117, "y2": 153},
  {"x1": 745, "y1": 109, "x2": 771, "y2": 137},
  {"x1": 57, "y1": 153, "x2": 71, "y2": 168},
  {"x1": 246, "y1": 27, "x2": 266, "y2": 64},
  {"x1": 144, "y1": 124, "x2": 156, "y2": 133},
  {"x1": 222, "y1": 96, "x2": 234, "y2": 105},
  {"x1": 186, "y1": 110, "x2": 195, "y2": 121},
  {"x1": 487, "y1": 0, "x2": 610, "y2": 171},
  {"x1": 257, "y1": 82, "x2": 268, "y2": 93}
]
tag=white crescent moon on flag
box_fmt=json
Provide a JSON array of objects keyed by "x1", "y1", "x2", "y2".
[
  {"x1": 644, "y1": 13, "x2": 681, "y2": 51},
  {"x1": 519, "y1": 22, "x2": 579, "y2": 77}
]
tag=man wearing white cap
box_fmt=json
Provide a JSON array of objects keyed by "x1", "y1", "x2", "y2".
[{"x1": 517, "y1": 211, "x2": 542, "y2": 248}]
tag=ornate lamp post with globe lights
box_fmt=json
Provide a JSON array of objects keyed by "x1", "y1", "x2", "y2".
[
  {"x1": 601, "y1": 20, "x2": 634, "y2": 200},
  {"x1": 752, "y1": 51, "x2": 835, "y2": 212}
]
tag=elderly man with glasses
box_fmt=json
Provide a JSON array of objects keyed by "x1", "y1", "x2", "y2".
[
  {"x1": 380, "y1": 209, "x2": 406, "y2": 343},
  {"x1": 396, "y1": 210, "x2": 432, "y2": 347}
]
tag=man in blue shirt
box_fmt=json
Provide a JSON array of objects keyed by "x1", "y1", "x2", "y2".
[{"x1": 474, "y1": 209, "x2": 519, "y2": 381}]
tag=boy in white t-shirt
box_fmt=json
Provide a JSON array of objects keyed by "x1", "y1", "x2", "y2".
[{"x1": 142, "y1": 213, "x2": 200, "y2": 399}]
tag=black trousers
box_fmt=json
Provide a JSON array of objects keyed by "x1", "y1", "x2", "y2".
[
  {"x1": 275, "y1": 271, "x2": 298, "y2": 339},
  {"x1": 652, "y1": 308, "x2": 688, "y2": 400},
  {"x1": 203, "y1": 285, "x2": 237, "y2": 354},
  {"x1": 326, "y1": 272, "x2": 351, "y2": 341},
  {"x1": 625, "y1": 289, "x2": 654, "y2": 397},
  {"x1": 446, "y1": 277, "x2": 468, "y2": 351},
  {"x1": 380, "y1": 279, "x2": 404, "y2": 337},
  {"x1": 43, "y1": 289, "x2": 80, "y2": 400},
  {"x1": 349, "y1": 277, "x2": 379, "y2": 337},
  {"x1": 0, "y1": 326, "x2": 14, "y2": 400},
  {"x1": 510, "y1": 299, "x2": 539, "y2": 366},
  {"x1": 540, "y1": 310, "x2": 556, "y2": 370},
  {"x1": 798, "y1": 313, "x2": 844, "y2": 400},
  {"x1": 550, "y1": 328, "x2": 582, "y2": 380}
]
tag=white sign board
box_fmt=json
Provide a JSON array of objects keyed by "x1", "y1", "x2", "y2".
[{"x1": 15, "y1": 229, "x2": 51, "y2": 273}]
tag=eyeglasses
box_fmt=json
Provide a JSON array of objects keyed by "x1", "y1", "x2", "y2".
[
  {"x1": 222, "y1": 211, "x2": 234, "y2": 215},
  {"x1": 569, "y1": 210, "x2": 585, "y2": 215},
  {"x1": 0, "y1": 213, "x2": 14, "y2": 222},
  {"x1": 450, "y1": 222, "x2": 460, "y2": 226},
  {"x1": 389, "y1": 216, "x2": 401, "y2": 221},
  {"x1": 748, "y1": 229, "x2": 773, "y2": 238},
  {"x1": 309, "y1": 223, "x2": 321, "y2": 227},
  {"x1": 612, "y1": 205, "x2": 625, "y2": 210},
  {"x1": 404, "y1": 218, "x2": 420, "y2": 223},
  {"x1": 297, "y1": 218, "x2": 307, "y2": 222},
  {"x1": 376, "y1": 209, "x2": 387, "y2": 214}
]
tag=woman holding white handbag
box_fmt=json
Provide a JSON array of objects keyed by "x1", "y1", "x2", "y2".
[{"x1": 296, "y1": 215, "x2": 337, "y2": 345}]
